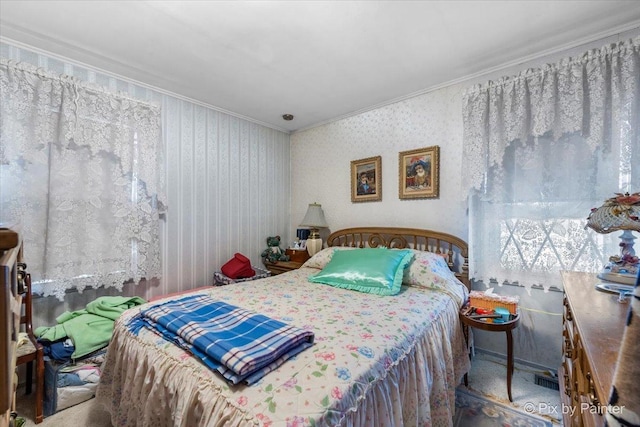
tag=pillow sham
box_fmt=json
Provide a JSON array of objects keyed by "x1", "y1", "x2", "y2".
[
  {"x1": 402, "y1": 249, "x2": 467, "y2": 305},
  {"x1": 308, "y1": 248, "x2": 414, "y2": 296},
  {"x1": 301, "y1": 246, "x2": 357, "y2": 270}
]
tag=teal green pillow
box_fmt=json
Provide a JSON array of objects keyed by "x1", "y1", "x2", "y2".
[{"x1": 308, "y1": 248, "x2": 414, "y2": 295}]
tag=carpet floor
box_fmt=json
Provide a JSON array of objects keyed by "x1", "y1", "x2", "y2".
[
  {"x1": 459, "y1": 351, "x2": 562, "y2": 426},
  {"x1": 455, "y1": 388, "x2": 552, "y2": 427},
  {"x1": 16, "y1": 351, "x2": 563, "y2": 426}
]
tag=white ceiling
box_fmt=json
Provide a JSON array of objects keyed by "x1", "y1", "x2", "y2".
[{"x1": 1, "y1": 1, "x2": 640, "y2": 133}]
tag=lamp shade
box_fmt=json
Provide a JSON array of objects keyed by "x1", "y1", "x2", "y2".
[
  {"x1": 586, "y1": 192, "x2": 640, "y2": 234},
  {"x1": 300, "y1": 203, "x2": 328, "y2": 228}
]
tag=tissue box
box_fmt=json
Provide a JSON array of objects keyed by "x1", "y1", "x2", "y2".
[{"x1": 469, "y1": 291, "x2": 519, "y2": 314}]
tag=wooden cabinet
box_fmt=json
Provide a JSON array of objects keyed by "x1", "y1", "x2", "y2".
[{"x1": 560, "y1": 271, "x2": 627, "y2": 427}]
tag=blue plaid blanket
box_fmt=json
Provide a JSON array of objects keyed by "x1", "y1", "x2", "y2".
[{"x1": 127, "y1": 295, "x2": 314, "y2": 385}]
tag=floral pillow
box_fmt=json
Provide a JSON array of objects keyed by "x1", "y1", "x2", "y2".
[
  {"x1": 301, "y1": 246, "x2": 357, "y2": 270},
  {"x1": 402, "y1": 249, "x2": 467, "y2": 306}
]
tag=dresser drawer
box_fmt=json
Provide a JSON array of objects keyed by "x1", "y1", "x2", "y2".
[
  {"x1": 562, "y1": 327, "x2": 574, "y2": 359},
  {"x1": 561, "y1": 358, "x2": 576, "y2": 399},
  {"x1": 560, "y1": 271, "x2": 626, "y2": 427}
]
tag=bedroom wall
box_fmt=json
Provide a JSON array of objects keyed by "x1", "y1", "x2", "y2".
[
  {"x1": 290, "y1": 28, "x2": 639, "y2": 368},
  {"x1": 290, "y1": 83, "x2": 468, "y2": 240},
  {"x1": 1, "y1": 41, "x2": 292, "y2": 325}
]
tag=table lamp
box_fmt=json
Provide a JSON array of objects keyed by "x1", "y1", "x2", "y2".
[
  {"x1": 300, "y1": 202, "x2": 328, "y2": 257},
  {"x1": 586, "y1": 192, "x2": 640, "y2": 285}
]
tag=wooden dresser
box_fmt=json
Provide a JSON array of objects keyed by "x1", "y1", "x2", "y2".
[
  {"x1": 560, "y1": 271, "x2": 627, "y2": 427},
  {"x1": 1, "y1": 228, "x2": 22, "y2": 426}
]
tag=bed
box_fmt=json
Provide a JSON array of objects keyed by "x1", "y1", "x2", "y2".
[{"x1": 96, "y1": 227, "x2": 471, "y2": 427}]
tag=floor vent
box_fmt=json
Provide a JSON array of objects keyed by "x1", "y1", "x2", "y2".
[{"x1": 534, "y1": 373, "x2": 559, "y2": 390}]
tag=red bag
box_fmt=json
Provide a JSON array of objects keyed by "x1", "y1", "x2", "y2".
[{"x1": 221, "y1": 253, "x2": 255, "y2": 279}]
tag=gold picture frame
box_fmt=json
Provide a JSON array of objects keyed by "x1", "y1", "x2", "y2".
[
  {"x1": 398, "y1": 146, "x2": 439, "y2": 199},
  {"x1": 351, "y1": 156, "x2": 382, "y2": 202}
]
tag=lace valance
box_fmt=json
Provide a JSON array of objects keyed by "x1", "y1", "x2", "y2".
[{"x1": 462, "y1": 36, "x2": 639, "y2": 196}]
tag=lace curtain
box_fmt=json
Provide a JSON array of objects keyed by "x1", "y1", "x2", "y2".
[
  {"x1": 462, "y1": 36, "x2": 640, "y2": 289},
  {"x1": 0, "y1": 59, "x2": 165, "y2": 300}
]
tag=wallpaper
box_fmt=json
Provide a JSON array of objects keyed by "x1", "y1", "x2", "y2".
[{"x1": 291, "y1": 83, "x2": 468, "y2": 243}]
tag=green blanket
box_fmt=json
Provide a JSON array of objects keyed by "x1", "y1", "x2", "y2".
[{"x1": 35, "y1": 296, "x2": 146, "y2": 359}]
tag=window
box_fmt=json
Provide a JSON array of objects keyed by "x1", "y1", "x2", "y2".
[
  {"x1": 0, "y1": 59, "x2": 165, "y2": 300},
  {"x1": 462, "y1": 37, "x2": 640, "y2": 289}
]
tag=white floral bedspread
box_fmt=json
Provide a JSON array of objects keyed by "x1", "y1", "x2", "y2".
[{"x1": 97, "y1": 266, "x2": 470, "y2": 427}]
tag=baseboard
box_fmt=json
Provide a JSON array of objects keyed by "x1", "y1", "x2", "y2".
[{"x1": 474, "y1": 347, "x2": 557, "y2": 375}]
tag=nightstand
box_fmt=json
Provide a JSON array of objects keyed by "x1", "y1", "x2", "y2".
[
  {"x1": 263, "y1": 260, "x2": 304, "y2": 276},
  {"x1": 285, "y1": 248, "x2": 310, "y2": 264},
  {"x1": 459, "y1": 305, "x2": 520, "y2": 402}
]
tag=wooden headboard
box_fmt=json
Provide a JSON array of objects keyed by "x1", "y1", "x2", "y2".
[{"x1": 327, "y1": 227, "x2": 469, "y2": 290}]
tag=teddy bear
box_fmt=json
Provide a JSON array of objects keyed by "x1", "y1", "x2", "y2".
[{"x1": 261, "y1": 236, "x2": 290, "y2": 263}]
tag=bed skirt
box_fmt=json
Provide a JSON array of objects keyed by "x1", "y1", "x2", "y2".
[{"x1": 96, "y1": 299, "x2": 469, "y2": 427}]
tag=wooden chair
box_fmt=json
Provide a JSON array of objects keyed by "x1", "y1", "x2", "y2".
[{"x1": 15, "y1": 267, "x2": 44, "y2": 424}]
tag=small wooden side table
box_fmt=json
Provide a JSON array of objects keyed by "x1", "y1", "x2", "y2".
[
  {"x1": 285, "y1": 248, "x2": 310, "y2": 264},
  {"x1": 263, "y1": 260, "x2": 304, "y2": 276},
  {"x1": 459, "y1": 306, "x2": 520, "y2": 402}
]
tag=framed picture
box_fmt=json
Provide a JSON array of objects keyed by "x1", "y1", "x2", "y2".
[
  {"x1": 351, "y1": 156, "x2": 382, "y2": 202},
  {"x1": 398, "y1": 146, "x2": 439, "y2": 199}
]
